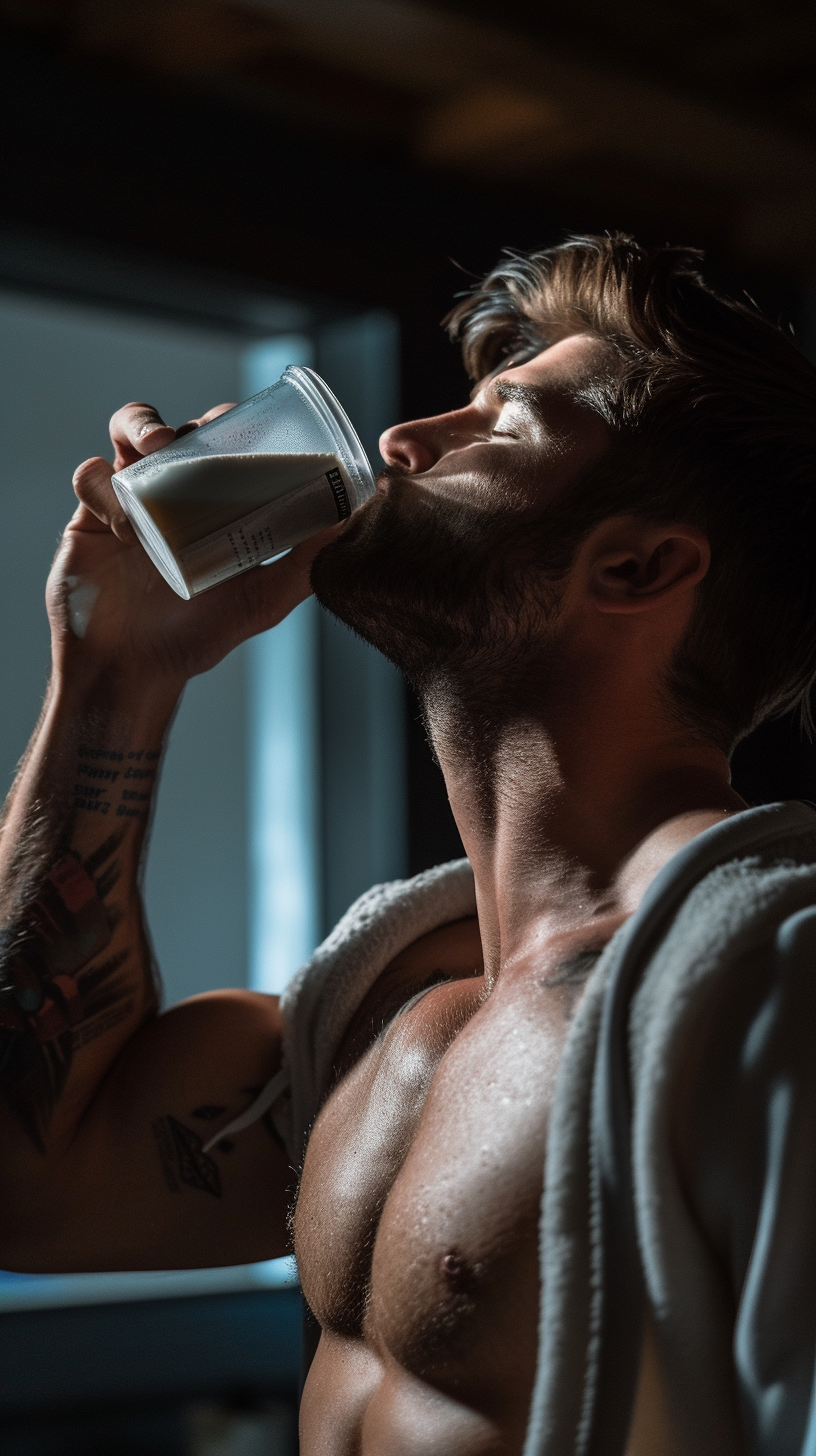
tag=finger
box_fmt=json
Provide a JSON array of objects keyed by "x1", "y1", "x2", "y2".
[
  {"x1": 174, "y1": 403, "x2": 237, "y2": 440},
  {"x1": 197, "y1": 402, "x2": 237, "y2": 423},
  {"x1": 109, "y1": 402, "x2": 176, "y2": 470},
  {"x1": 65, "y1": 499, "x2": 111, "y2": 535},
  {"x1": 72, "y1": 458, "x2": 136, "y2": 543}
]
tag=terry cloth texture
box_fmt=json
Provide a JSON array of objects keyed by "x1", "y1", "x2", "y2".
[
  {"x1": 276, "y1": 856, "x2": 477, "y2": 1164},
  {"x1": 526, "y1": 799, "x2": 816, "y2": 1456},
  {"x1": 230, "y1": 801, "x2": 816, "y2": 1455}
]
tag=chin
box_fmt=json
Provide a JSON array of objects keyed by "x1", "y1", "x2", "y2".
[
  {"x1": 310, "y1": 490, "x2": 436, "y2": 677},
  {"x1": 310, "y1": 485, "x2": 554, "y2": 691}
]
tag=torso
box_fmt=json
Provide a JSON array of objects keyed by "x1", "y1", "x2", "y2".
[{"x1": 293, "y1": 915, "x2": 618, "y2": 1455}]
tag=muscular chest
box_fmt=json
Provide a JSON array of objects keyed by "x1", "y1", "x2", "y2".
[{"x1": 293, "y1": 974, "x2": 573, "y2": 1403}]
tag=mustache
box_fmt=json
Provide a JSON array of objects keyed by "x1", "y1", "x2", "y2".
[{"x1": 375, "y1": 463, "x2": 413, "y2": 490}]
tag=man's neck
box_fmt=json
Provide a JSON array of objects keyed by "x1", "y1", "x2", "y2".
[{"x1": 424, "y1": 684, "x2": 745, "y2": 986}]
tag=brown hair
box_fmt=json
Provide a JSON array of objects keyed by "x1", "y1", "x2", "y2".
[{"x1": 445, "y1": 234, "x2": 816, "y2": 750}]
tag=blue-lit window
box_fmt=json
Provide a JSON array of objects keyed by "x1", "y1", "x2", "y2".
[{"x1": 0, "y1": 288, "x2": 404, "y2": 1308}]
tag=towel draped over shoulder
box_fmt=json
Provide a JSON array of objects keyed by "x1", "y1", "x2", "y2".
[{"x1": 240, "y1": 801, "x2": 816, "y2": 1456}]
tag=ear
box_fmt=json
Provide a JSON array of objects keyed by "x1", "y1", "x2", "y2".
[{"x1": 587, "y1": 518, "x2": 710, "y2": 614}]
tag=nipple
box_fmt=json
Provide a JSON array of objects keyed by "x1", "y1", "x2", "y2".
[{"x1": 439, "y1": 1248, "x2": 480, "y2": 1295}]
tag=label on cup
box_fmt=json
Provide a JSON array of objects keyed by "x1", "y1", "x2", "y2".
[{"x1": 175, "y1": 465, "x2": 352, "y2": 594}]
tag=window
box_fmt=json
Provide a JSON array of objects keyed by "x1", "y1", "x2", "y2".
[{"x1": 0, "y1": 277, "x2": 404, "y2": 1309}]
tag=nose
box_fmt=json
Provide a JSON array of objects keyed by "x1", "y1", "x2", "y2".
[
  {"x1": 379, "y1": 418, "x2": 437, "y2": 474},
  {"x1": 379, "y1": 407, "x2": 475, "y2": 475}
]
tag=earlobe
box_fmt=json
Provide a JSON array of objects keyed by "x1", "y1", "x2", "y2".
[{"x1": 591, "y1": 527, "x2": 710, "y2": 614}]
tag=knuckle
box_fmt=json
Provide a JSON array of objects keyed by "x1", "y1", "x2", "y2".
[
  {"x1": 110, "y1": 402, "x2": 164, "y2": 433},
  {"x1": 71, "y1": 459, "x2": 93, "y2": 487},
  {"x1": 72, "y1": 457, "x2": 110, "y2": 490}
]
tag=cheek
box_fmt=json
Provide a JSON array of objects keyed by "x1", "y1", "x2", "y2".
[
  {"x1": 458, "y1": 449, "x2": 554, "y2": 513},
  {"x1": 501, "y1": 449, "x2": 570, "y2": 517}
]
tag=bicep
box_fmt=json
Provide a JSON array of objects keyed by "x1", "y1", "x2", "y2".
[{"x1": 2, "y1": 990, "x2": 293, "y2": 1273}]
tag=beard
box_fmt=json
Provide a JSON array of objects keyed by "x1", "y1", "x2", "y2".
[{"x1": 310, "y1": 467, "x2": 567, "y2": 700}]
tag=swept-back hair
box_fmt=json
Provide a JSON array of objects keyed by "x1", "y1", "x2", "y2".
[{"x1": 445, "y1": 234, "x2": 816, "y2": 749}]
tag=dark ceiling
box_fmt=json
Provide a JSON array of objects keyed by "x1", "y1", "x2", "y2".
[
  {"x1": 0, "y1": 0, "x2": 814, "y2": 836},
  {"x1": 2, "y1": 0, "x2": 814, "y2": 278}
]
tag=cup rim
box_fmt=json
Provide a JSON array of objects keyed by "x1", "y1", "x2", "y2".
[{"x1": 283, "y1": 365, "x2": 376, "y2": 507}]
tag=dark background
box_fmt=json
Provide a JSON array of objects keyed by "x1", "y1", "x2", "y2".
[
  {"x1": 2, "y1": 1, "x2": 816, "y2": 870},
  {"x1": 0, "y1": 9, "x2": 815, "y2": 1448}
]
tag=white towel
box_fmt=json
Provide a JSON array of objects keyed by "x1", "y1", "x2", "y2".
[
  {"x1": 528, "y1": 800, "x2": 816, "y2": 1456},
  {"x1": 227, "y1": 801, "x2": 816, "y2": 1454}
]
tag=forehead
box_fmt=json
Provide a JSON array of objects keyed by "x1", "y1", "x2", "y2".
[{"x1": 472, "y1": 332, "x2": 610, "y2": 402}]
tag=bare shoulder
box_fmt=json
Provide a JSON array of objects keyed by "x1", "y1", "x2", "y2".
[{"x1": 334, "y1": 917, "x2": 484, "y2": 1078}]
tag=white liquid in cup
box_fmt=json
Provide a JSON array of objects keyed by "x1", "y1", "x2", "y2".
[
  {"x1": 112, "y1": 367, "x2": 375, "y2": 598},
  {"x1": 128, "y1": 450, "x2": 352, "y2": 596}
]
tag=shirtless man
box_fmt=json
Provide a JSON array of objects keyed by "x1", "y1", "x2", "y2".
[{"x1": 0, "y1": 235, "x2": 814, "y2": 1455}]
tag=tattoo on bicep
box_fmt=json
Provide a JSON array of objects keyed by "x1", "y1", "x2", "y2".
[
  {"x1": 191, "y1": 1103, "x2": 239, "y2": 1154},
  {"x1": 0, "y1": 823, "x2": 153, "y2": 1150},
  {"x1": 153, "y1": 1086, "x2": 286, "y2": 1193},
  {"x1": 152, "y1": 1115, "x2": 222, "y2": 1198}
]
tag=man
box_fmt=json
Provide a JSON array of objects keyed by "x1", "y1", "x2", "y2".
[{"x1": 1, "y1": 234, "x2": 815, "y2": 1455}]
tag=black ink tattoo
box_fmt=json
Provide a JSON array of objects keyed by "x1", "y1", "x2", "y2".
[
  {"x1": 152, "y1": 1115, "x2": 222, "y2": 1197},
  {"x1": 0, "y1": 733, "x2": 165, "y2": 1150},
  {"x1": 0, "y1": 828, "x2": 139, "y2": 1150},
  {"x1": 78, "y1": 745, "x2": 124, "y2": 763},
  {"x1": 73, "y1": 745, "x2": 157, "y2": 821},
  {"x1": 541, "y1": 944, "x2": 607, "y2": 1019},
  {"x1": 71, "y1": 992, "x2": 131, "y2": 1049}
]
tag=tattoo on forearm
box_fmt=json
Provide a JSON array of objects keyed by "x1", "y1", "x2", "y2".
[
  {"x1": 0, "y1": 830, "x2": 138, "y2": 1148},
  {"x1": 73, "y1": 745, "x2": 159, "y2": 820},
  {"x1": 0, "y1": 741, "x2": 162, "y2": 1150}
]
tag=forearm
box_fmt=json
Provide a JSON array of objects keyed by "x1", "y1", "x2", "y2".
[
  {"x1": 0, "y1": 673, "x2": 181, "y2": 1155},
  {"x1": 0, "y1": 675, "x2": 293, "y2": 1273},
  {"x1": 0, "y1": 395, "x2": 323, "y2": 1268}
]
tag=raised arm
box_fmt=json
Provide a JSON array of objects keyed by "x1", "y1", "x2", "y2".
[{"x1": 0, "y1": 402, "x2": 340, "y2": 1272}]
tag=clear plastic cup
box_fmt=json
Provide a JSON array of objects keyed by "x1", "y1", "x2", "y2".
[{"x1": 111, "y1": 366, "x2": 376, "y2": 599}]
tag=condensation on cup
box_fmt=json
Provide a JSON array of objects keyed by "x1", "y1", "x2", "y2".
[{"x1": 111, "y1": 367, "x2": 376, "y2": 599}]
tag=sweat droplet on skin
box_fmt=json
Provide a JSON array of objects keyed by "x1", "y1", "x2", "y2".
[{"x1": 65, "y1": 576, "x2": 100, "y2": 639}]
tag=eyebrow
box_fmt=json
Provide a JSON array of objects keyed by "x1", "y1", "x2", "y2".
[{"x1": 482, "y1": 378, "x2": 551, "y2": 427}]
